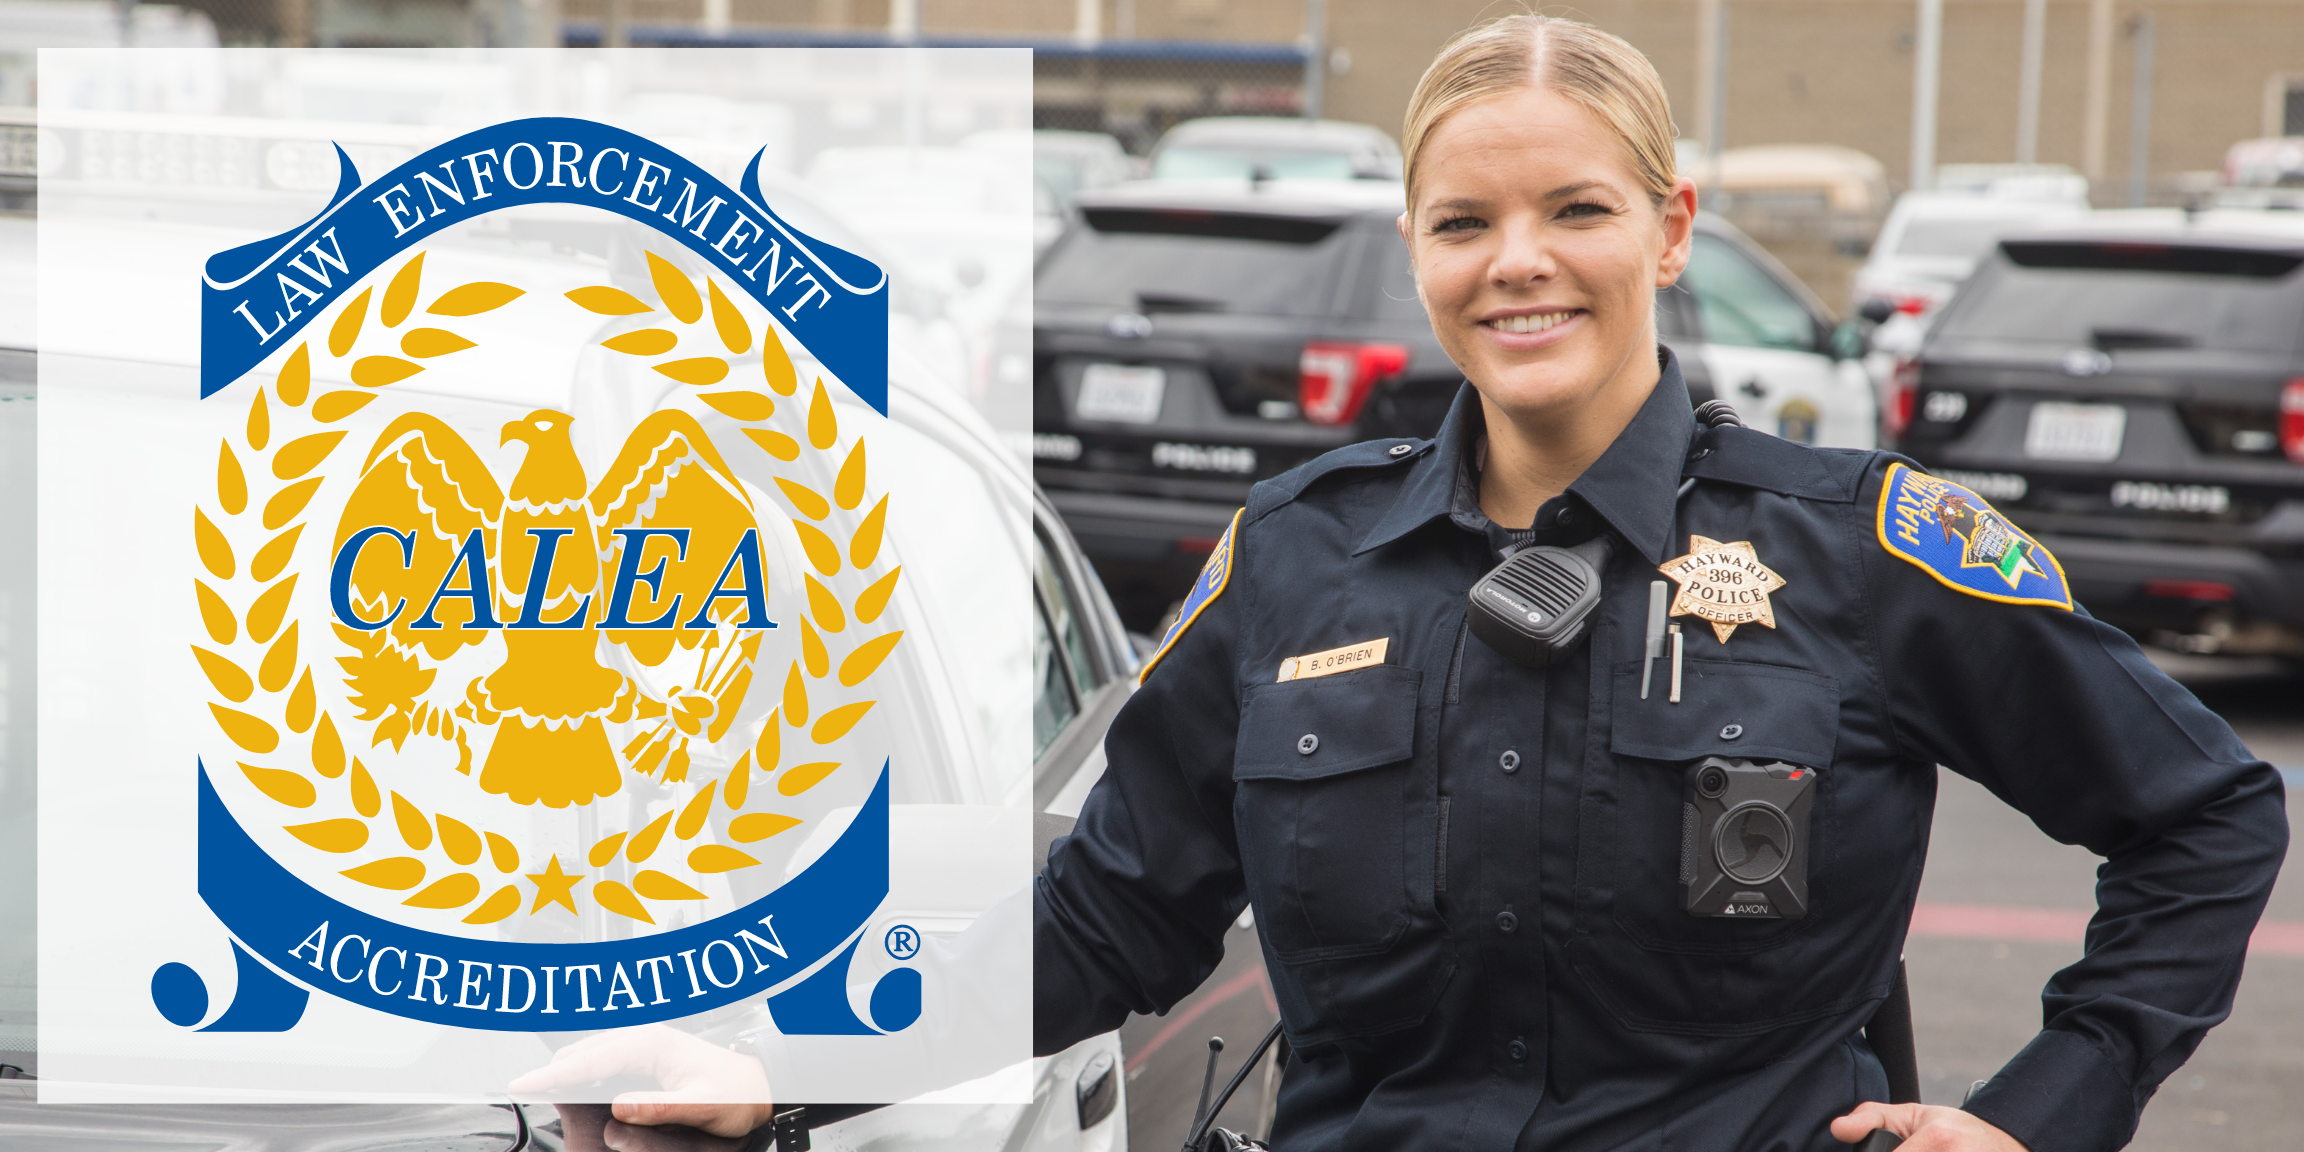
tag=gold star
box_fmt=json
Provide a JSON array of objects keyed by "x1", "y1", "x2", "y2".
[
  {"x1": 526, "y1": 855, "x2": 580, "y2": 916},
  {"x1": 1658, "y1": 535, "x2": 1787, "y2": 644}
]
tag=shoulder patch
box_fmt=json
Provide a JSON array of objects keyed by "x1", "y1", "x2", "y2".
[
  {"x1": 1139, "y1": 508, "x2": 1242, "y2": 684},
  {"x1": 1876, "y1": 463, "x2": 2071, "y2": 609}
]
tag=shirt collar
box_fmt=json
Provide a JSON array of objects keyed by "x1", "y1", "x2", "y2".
[{"x1": 1355, "y1": 346, "x2": 1696, "y2": 564}]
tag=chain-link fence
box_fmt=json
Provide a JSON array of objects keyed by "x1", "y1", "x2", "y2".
[{"x1": 1031, "y1": 44, "x2": 1304, "y2": 157}]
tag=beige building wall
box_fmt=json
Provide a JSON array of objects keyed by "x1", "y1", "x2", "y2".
[
  {"x1": 1322, "y1": 0, "x2": 2304, "y2": 193},
  {"x1": 920, "y1": 0, "x2": 1075, "y2": 33}
]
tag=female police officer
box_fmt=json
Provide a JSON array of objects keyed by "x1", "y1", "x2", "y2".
[{"x1": 1035, "y1": 14, "x2": 2287, "y2": 1152}]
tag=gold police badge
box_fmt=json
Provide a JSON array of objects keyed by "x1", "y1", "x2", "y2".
[{"x1": 1659, "y1": 535, "x2": 1786, "y2": 643}]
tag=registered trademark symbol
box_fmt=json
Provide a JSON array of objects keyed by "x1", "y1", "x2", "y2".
[{"x1": 884, "y1": 924, "x2": 920, "y2": 960}]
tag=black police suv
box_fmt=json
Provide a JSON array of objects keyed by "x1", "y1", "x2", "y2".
[
  {"x1": 1895, "y1": 211, "x2": 2304, "y2": 656},
  {"x1": 1032, "y1": 179, "x2": 1757, "y2": 629}
]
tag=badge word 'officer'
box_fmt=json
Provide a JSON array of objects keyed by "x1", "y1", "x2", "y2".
[{"x1": 1660, "y1": 535, "x2": 1785, "y2": 643}]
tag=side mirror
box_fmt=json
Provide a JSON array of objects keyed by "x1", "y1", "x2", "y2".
[
  {"x1": 1830, "y1": 320, "x2": 1869, "y2": 361},
  {"x1": 1857, "y1": 298, "x2": 1896, "y2": 325}
]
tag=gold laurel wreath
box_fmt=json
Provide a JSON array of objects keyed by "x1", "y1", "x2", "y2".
[{"x1": 193, "y1": 248, "x2": 902, "y2": 928}]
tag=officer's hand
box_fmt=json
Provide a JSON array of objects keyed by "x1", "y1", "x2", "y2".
[
  {"x1": 1831, "y1": 1102, "x2": 2025, "y2": 1151},
  {"x1": 508, "y1": 1023, "x2": 777, "y2": 1138}
]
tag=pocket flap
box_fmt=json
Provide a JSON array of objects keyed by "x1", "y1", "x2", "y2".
[
  {"x1": 1610, "y1": 659, "x2": 1838, "y2": 767},
  {"x1": 1236, "y1": 665, "x2": 1421, "y2": 781}
]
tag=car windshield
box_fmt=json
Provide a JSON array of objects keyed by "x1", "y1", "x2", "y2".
[
  {"x1": 1896, "y1": 214, "x2": 2050, "y2": 259},
  {"x1": 1153, "y1": 146, "x2": 1358, "y2": 181},
  {"x1": 1035, "y1": 154, "x2": 1087, "y2": 205},
  {"x1": 1038, "y1": 208, "x2": 1352, "y2": 317},
  {"x1": 1679, "y1": 232, "x2": 1817, "y2": 352},
  {"x1": 1939, "y1": 243, "x2": 2304, "y2": 354}
]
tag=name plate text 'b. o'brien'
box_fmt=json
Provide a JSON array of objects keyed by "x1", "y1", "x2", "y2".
[{"x1": 1277, "y1": 637, "x2": 1390, "y2": 683}]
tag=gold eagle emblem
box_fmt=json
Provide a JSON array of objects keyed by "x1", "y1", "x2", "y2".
[{"x1": 331, "y1": 406, "x2": 768, "y2": 809}]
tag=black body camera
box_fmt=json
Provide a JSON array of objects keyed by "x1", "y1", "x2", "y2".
[{"x1": 1681, "y1": 756, "x2": 1816, "y2": 919}]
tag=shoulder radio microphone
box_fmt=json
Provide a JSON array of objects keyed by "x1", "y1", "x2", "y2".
[{"x1": 1466, "y1": 534, "x2": 1615, "y2": 667}]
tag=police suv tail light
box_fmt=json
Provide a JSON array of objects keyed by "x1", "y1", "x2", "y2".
[
  {"x1": 2280, "y1": 378, "x2": 2304, "y2": 464},
  {"x1": 1882, "y1": 357, "x2": 1920, "y2": 444},
  {"x1": 1299, "y1": 342, "x2": 1409, "y2": 426}
]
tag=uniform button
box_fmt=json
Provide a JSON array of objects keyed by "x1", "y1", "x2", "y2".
[
  {"x1": 1388, "y1": 443, "x2": 1413, "y2": 457},
  {"x1": 1507, "y1": 1039, "x2": 1529, "y2": 1062},
  {"x1": 1720, "y1": 724, "x2": 1744, "y2": 740},
  {"x1": 1499, "y1": 749, "x2": 1521, "y2": 773},
  {"x1": 1495, "y1": 910, "x2": 1518, "y2": 933},
  {"x1": 1297, "y1": 733, "x2": 1319, "y2": 755},
  {"x1": 1557, "y1": 508, "x2": 1574, "y2": 526}
]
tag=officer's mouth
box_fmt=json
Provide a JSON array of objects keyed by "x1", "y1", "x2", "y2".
[{"x1": 1480, "y1": 307, "x2": 1585, "y2": 350}]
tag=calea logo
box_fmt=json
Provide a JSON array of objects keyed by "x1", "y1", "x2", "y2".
[{"x1": 165, "y1": 119, "x2": 910, "y2": 1035}]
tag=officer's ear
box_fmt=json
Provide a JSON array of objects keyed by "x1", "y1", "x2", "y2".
[{"x1": 1654, "y1": 177, "x2": 1698, "y2": 288}]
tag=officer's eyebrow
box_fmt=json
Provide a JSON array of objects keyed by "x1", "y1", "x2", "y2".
[
  {"x1": 1541, "y1": 180, "x2": 1611, "y2": 201},
  {"x1": 1426, "y1": 182, "x2": 1615, "y2": 212}
]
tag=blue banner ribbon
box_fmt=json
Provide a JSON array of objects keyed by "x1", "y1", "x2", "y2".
[
  {"x1": 180, "y1": 761, "x2": 891, "y2": 1031},
  {"x1": 199, "y1": 116, "x2": 887, "y2": 413}
]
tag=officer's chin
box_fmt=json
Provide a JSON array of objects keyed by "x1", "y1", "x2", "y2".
[{"x1": 1460, "y1": 343, "x2": 1620, "y2": 432}]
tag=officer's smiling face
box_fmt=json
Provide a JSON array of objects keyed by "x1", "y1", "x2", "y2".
[{"x1": 1400, "y1": 85, "x2": 1695, "y2": 436}]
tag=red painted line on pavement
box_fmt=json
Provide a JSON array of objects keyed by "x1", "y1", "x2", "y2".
[
  {"x1": 1125, "y1": 965, "x2": 1275, "y2": 1075},
  {"x1": 2249, "y1": 918, "x2": 2304, "y2": 956},
  {"x1": 1909, "y1": 901, "x2": 2304, "y2": 958},
  {"x1": 1909, "y1": 902, "x2": 2090, "y2": 944}
]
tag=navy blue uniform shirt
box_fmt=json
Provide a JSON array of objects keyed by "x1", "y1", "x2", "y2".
[{"x1": 1035, "y1": 350, "x2": 2287, "y2": 1152}]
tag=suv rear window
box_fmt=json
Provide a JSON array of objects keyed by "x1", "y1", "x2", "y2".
[
  {"x1": 1152, "y1": 147, "x2": 1359, "y2": 181},
  {"x1": 1939, "y1": 240, "x2": 2304, "y2": 354},
  {"x1": 1897, "y1": 215, "x2": 2049, "y2": 259},
  {"x1": 1038, "y1": 208, "x2": 1352, "y2": 317}
]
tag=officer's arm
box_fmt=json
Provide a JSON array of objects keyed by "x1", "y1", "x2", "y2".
[
  {"x1": 1857, "y1": 462, "x2": 2289, "y2": 1152},
  {"x1": 1034, "y1": 561, "x2": 1248, "y2": 1057}
]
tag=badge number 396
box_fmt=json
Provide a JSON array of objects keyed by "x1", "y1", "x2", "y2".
[{"x1": 1659, "y1": 535, "x2": 1787, "y2": 644}]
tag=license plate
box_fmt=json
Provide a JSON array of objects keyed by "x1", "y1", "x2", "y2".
[
  {"x1": 1074, "y1": 363, "x2": 1165, "y2": 424},
  {"x1": 2024, "y1": 401, "x2": 2126, "y2": 462}
]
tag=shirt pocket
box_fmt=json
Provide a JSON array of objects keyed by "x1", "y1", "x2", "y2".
[
  {"x1": 1572, "y1": 659, "x2": 1880, "y2": 1036},
  {"x1": 1233, "y1": 664, "x2": 1421, "y2": 962}
]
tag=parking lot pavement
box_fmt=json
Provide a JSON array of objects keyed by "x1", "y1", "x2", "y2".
[
  {"x1": 1907, "y1": 652, "x2": 2304, "y2": 1151},
  {"x1": 1118, "y1": 651, "x2": 2304, "y2": 1151},
  {"x1": 1118, "y1": 913, "x2": 1280, "y2": 1151}
]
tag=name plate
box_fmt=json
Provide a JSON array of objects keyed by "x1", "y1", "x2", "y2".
[{"x1": 1277, "y1": 637, "x2": 1390, "y2": 682}]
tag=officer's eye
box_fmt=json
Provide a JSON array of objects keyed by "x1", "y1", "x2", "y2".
[
  {"x1": 1428, "y1": 214, "x2": 1484, "y2": 234},
  {"x1": 1558, "y1": 200, "x2": 1614, "y2": 221}
]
